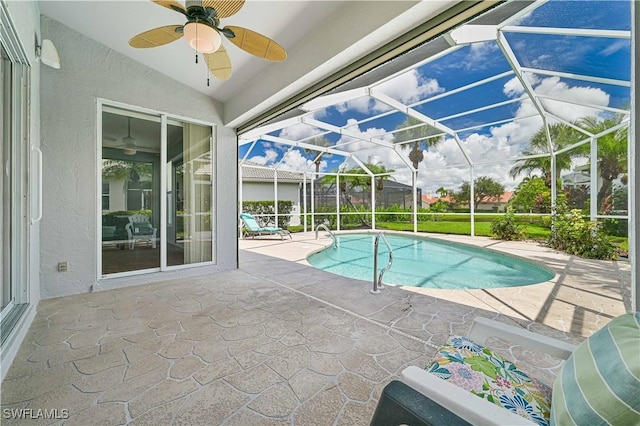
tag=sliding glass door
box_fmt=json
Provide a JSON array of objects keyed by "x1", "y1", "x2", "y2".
[
  {"x1": 1, "y1": 35, "x2": 29, "y2": 337},
  {"x1": 167, "y1": 120, "x2": 213, "y2": 266},
  {"x1": 100, "y1": 105, "x2": 214, "y2": 277}
]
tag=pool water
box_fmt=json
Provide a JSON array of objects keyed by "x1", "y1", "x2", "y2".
[{"x1": 307, "y1": 233, "x2": 554, "y2": 289}]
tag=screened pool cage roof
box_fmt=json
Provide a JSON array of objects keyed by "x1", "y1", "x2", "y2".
[{"x1": 238, "y1": 0, "x2": 630, "y2": 193}]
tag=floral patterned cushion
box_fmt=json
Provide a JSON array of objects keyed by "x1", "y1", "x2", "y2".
[{"x1": 426, "y1": 336, "x2": 552, "y2": 426}]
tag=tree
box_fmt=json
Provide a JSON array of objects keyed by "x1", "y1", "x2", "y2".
[
  {"x1": 509, "y1": 176, "x2": 551, "y2": 213},
  {"x1": 321, "y1": 163, "x2": 394, "y2": 207},
  {"x1": 509, "y1": 123, "x2": 582, "y2": 186},
  {"x1": 454, "y1": 176, "x2": 505, "y2": 210},
  {"x1": 575, "y1": 115, "x2": 628, "y2": 211},
  {"x1": 102, "y1": 160, "x2": 153, "y2": 187},
  {"x1": 436, "y1": 187, "x2": 449, "y2": 198},
  {"x1": 394, "y1": 116, "x2": 444, "y2": 169},
  {"x1": 303, "y1": 136, "x2": 331, "y2": 175}
]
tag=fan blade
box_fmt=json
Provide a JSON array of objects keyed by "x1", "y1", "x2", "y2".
[
  {"x1": 224, "y1": 26, "x2": 286, "y2": 62},
  {"x1": 129, "y1": 25, "x2": 183, "y2": 48},
  {"x1": 202, "y1": 0, "x2": 245, "y2": 18},
  {"x1": 152, "y1": 0, "x2": 186, "y2": 14},
  {"x1": 204, "y1": 45, "x2": 232, "y2": 80}
]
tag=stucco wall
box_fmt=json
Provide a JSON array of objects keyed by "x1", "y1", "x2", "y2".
[
  {"x1": 242, "y1": 181, "x2": 301, "y2": 226},
  {"x1": 39, "y1": 16, "x2": 237, "y2": 298},
  {"x1": 242, "y1": 181, "x2": 299, "y2": 205}
]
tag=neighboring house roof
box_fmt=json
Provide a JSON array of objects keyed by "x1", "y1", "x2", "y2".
[
  {"x1": 422, "y1": 195, "x2": 454, "y2": 204},
  {"x1": 241, "y1": 161, "x2": 304, "y2": 183},
  {"x1": 382, "y1": 180, "x2": 414, "y2": 190},
  {"x1": 422, "y1": 192, "x2": 514, "y2": 205},
  {"x1": 489, "y1": 191, "x2": 514, "y2": 203}
]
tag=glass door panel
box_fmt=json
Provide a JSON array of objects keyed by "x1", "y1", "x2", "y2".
[
  {"x1": 101, "y1": 109, "x2": 161, "y2": 275},
  {"x1": 167, "y1": 120, "x2": 213, "y2": 266},
  {"x1": 1, "y1": 44, "x2": 11, "y2": 310}
]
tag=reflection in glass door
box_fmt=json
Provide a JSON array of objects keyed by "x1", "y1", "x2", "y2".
[
  {"x1": 167, "y1": 120, "x2": 213, "y2": 266},
  {"x1": 101, "y1": 108, "x2": 161, "y2": 275}
]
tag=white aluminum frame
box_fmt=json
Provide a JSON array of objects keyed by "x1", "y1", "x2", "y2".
[{"x1": 97, "y1": 99, "x2": 217, "y2": 280}]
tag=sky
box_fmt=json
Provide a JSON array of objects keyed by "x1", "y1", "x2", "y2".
[{"x1": 239, "y1": 0, "x2": 630, "y2": 196}]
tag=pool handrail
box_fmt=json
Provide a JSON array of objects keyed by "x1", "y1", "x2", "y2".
[
  {"x1": 372, "y1": 232, "x2": 393, "y2": 295},
  {"x1": 315, "y1": 224, "x2": 337, "y2": 248}
]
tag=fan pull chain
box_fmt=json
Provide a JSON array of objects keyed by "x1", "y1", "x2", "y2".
[{"x1": 195, "y1": 20, "x2": 199, "y2": 64}]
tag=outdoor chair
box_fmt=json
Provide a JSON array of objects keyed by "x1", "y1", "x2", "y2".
[
  {"x1": 125, "y1": 214, "x2": 157, "y2": 249},
  {"x1": 239, "y1": 213, "x2": 291, "y2": 240},
  {"x1": 370, "y1": 313, "x2": 640, "y2": 426}
]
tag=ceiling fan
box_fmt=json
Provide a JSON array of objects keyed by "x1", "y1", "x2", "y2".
[
  {"x1": 104, "y1": 117, "x2": 138, "y2": 156},
  {"x1": 128, "y1": 0, "x2": 287, "y2": 82}
]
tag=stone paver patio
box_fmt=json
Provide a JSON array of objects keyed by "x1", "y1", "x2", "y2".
[{"x1": 0, "y1": 231, "x2": 630, "y2": 425}]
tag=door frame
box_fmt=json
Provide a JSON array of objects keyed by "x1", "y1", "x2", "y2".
[{"x1": 96, "y1": 98, "x2": 217, "y2": 280}]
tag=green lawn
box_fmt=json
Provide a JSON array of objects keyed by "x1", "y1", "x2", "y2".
[
  {"x1": 376, "y1": 221, "x2": 551, "y2": 240},
  {"x1": 287, "y1": 219, "x2": 628, "y2": 252}
]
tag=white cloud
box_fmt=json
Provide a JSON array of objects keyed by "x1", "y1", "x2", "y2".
[
  {"x1": 278, "y1": 149, "x2": 327, "y2": 173},
  {"x1": 503, "y1": 76, "x2": 524, "y2": 97},
  {"x1": 334, "y1": 97, "x2": 391, "y2": 115},
  {"x1": 335, "y1": 119, "x2": 395, "y2": 152},
  {"x1": 248, "y1": 149, "x2": 278, "y2": 166},
  {"x1": 600, "y1": 40, "x2": 628, "y2": 57},
  {"x1": 376, "y1": 69, "x2": 444, "y2": 104},
  {"x1": 278, "y1": 123, "x2": 325, "y2": 141},
  {"x1": 465, "y1": 42, "x2": 501, "y2": 70},
  {"x1": 534, "y1": 76, "x2": 610, "y2": 122}
]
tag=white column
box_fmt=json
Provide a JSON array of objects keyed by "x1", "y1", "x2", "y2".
[
  {"x1": 371, "y1": 176, "x2": 376, "y2": 229},
  {"x1": 274, "y1": 170, "x2": 278, "y2": 227},
  {"x1": 303, "y1": 175, "x2": 307, "y2": 233},
  {"x1": 550, "y1": 153, "x2": 557, "y2": 212},
  {"x1": 311, "y1": 175, "x2": 315, "y2": 229},
  {"x1": 590, "y1": 137, "x2": 598, "y2": 221},
  {"x1": 631, "y1": 0, "x2": 638, "y2": 311},
  {"x1": 470, "y1": 166, "x2": 475, "y2": 237},
  {"x1": 412, "y1": 170, "x2": 418, "y2": 233},
  {"x1": 336, "y1": 174, "x2": 341, "y2": 231}
]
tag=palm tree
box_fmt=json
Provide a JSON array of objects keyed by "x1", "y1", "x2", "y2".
[
  {"x1": 395, "y1": 116, "x2": 444, "y2": 169},
  {"x1": 303, "y1": 136, "x2": 331, "y2": 175},
  {"x1": 576, "y1": 115, "x2": 628, "y2": 210},
  {"x1": 321, "y1": 163, "x2": 394, "y2": 205},
  {"x1": 436, "y1": 187, "x2": 449, "y2": 198},
  {"x1": 509, "y1": 123, "x2": 582, "y2": 186}
]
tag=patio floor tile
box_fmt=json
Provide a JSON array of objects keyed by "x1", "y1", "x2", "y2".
[{"x1": 0, "y1": 232, "x2": 631, "y2": 424}]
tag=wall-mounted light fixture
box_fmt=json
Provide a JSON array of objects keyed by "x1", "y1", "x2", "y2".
[{"x1": 35, "y1": 36, "x2": 61, "y2": 69}]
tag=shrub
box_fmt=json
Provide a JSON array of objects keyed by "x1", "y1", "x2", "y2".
[
  {"x1": 490, "y1": 210, "x2": 525, "y2": 241},
  {"x1": 548, "y1": 206, "x2": 616, "y2": 260},
  {"x1": 243, "y1": 200, "x2": 293, "y2": 228}
]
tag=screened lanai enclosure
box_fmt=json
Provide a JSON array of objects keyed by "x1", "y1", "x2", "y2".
[{"x1": 238, "y1": 0, "x2": 630, "y2": 237}]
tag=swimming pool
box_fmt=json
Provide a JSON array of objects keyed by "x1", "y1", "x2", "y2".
[{"x1": 307, "y1": 233, "x2": 554, "y2": 289}]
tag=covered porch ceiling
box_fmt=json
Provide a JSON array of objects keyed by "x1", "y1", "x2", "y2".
[{"x1": 38, "y1": 0, "x2": 461, "y2": 126}]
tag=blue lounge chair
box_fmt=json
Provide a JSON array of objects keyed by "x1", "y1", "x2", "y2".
[{"x1": 240, "y1": 213, "x2": 292, "y2": 240}]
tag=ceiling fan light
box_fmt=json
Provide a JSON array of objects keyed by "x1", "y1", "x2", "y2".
[
  {"x1": 122, "y1": 147, "x2": 137, "y2": 156},
  {"x1": 184, "y1": 22, "x2": 221, "y2": 54}
]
